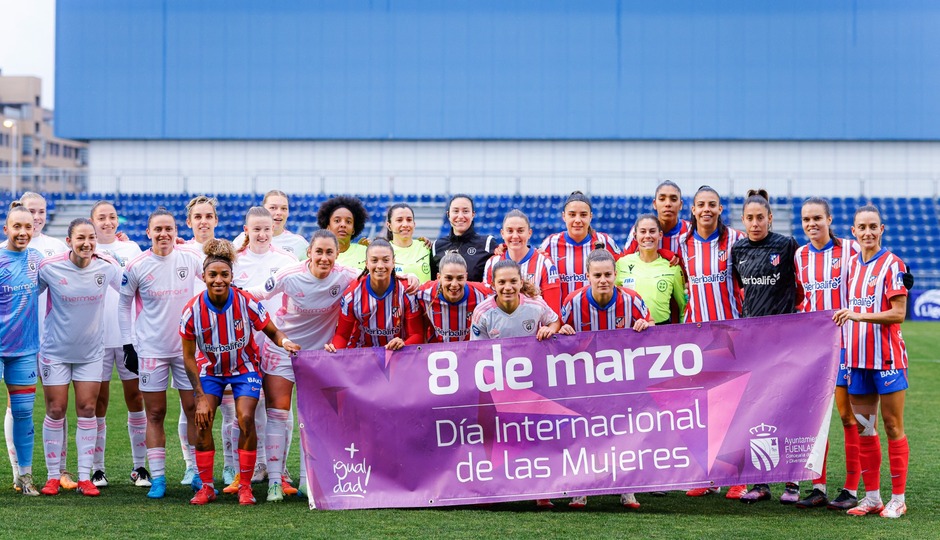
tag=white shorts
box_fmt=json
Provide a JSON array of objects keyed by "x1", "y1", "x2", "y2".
[
  {"x1": 39, "y1": 356, "x2": 104, "y2": 386},
  {"x1": 100, "y1": 346, "x2": 138, "y2": 382},
  {"x1": 261, "y1": 341, "x2": 295, "y2": 383},
  {"x1": 139, "y1": 356, "x2": 193, "y2": 392}
]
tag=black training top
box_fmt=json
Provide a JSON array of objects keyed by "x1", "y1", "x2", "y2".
[
  {"x1": 731, "y1": 232, "x2": 799, "y2": 318},
  {"x1": 431, "y1": 223, "x2": 496, "y2": 282}
]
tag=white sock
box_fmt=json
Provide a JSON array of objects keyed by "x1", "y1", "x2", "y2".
[
  {"x1": 266, "y1": 409, "x2": 289, "y2": 487},
  {"x1": 147, "y1": 447, "x2": 166, "y2": 478},
  {"x1": 892, "y1": 493, "x2": 905, "y2": 503},
  {"x1": 178, "y1": 407, "x2": 193, "y2": 468},
  {"x1": 60, "y1": 416, "x2": 69, "y2": 474},
  {"x1": 220, "y1": 394, "x2": 236, "y2": 469},
  {"x1": 128, "y1": 411, "x2": 147, "y2": 469},
  {"x1": 815, "y1": 483, "x2": 826, "y2": 494},
  {"x1": 42, "y1": 416, "x2": 65, "y2": 481},
  {"x1": 76, "y1": 417, "x2": 97, "y2": 482},
  {"x1": 5, "y1": 408, "x2": 17, "y2": 478},
  {"x1": 93, "y1": 417, "x2": 107, "y2": 471},
  {"x1": 847, "y1": 489, "x2": 857, "y2": 496},
  {"x1": 285, "y1": 408, "x2": 294, "y2": 476},
  {"x1": 867, "y1": 490, "x2": 882, "y2": 503},
  {"x1": 254, "y1": 395, "x2": 267, "y2": 463}
]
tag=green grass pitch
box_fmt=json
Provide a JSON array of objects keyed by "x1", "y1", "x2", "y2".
[{"x1": 0, "y1": 322, "x2": 937, "y2": 538}]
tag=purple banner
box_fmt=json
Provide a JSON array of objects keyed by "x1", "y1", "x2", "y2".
[{"x1": 294, "y1": 311, "x2": 840, "y2": 510}]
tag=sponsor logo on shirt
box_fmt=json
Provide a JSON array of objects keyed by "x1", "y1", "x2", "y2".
[
  {"x1": 688, "y1": 273, "x2": 726, "y2": 285},
  {"x1": 740, "y1": 273, "x2": 781, "y2": 286},
  {"x1": 265, "y1": 277, "x2": 275, "y2": 292},
  {"x1": 849, "y1": 295, "x2": 877, "y2": 309},
  {"x1": 466, "y1": 247, "x2": 477, "y2": 255},
  {"x1": 121, "y1": 273, "x2": 128, "y2": 286},
  {"x1": 804, "y1": 277, "x2": 842, "y2": 292}
]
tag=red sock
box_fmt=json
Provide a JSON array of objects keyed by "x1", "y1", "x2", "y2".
[
  {"x1": 888, "y1": 436, "x2": 909, "y2": 496},
  {"x1": 843, "y1": 426, "x2": 861, "y2": 490},
  {"x1": 195, "y1": 450, "x2": 215, "y2": 485},
  {"x1": 858, "y1": 435, "x2": 881, "y2": 492},
  {"x1": 239, "y1": 449, "x2": 257, "y2": 489},
  {"x1": 813, "y1": 440, "x2": 829, "y2": 486}
]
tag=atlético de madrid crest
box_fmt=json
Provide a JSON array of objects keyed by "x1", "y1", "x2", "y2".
[{"x1": 769, "y1": 254, "x2": 780, "y2": 266}]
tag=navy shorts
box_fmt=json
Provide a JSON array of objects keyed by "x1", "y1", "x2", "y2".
[
  {"x1": 836, "y1": 349, "x2": 849, "y2": 388},
  {"x1": 847, "y1": 368, "x2": 908, "y2": 396},
  {"x1": 200, "y1": 372, "x2": 262, "y2": 401}
]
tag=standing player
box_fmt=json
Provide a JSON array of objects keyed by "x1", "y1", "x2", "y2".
[
  {"x1": 119, "y1": 207, "x2": 204, "y2": 499},
  {"x1": 792, "y1": 197, "x2": 861, "y2": 510},
  {"x1": 316, "y1": 196, "x2": 370, "y2": 270},
  {"x1": 483, "y1": 210, "x2": 560, "y2": 316},
  {"x1": 431, "y1": 194, "x2": 496, "y2": 282},
  {"x1": 250, "y1": 230, "x2": 360, "y2": 501},
  {"x1": 326, "y1": 239, "x2": 425, "y2": 351},
  {"x1": 833, "y1": 205, "x2": 911, "y2": 519},
  {"x1": 539, "y1": 191, "x2": 620, "y2": 303},
  {"x1": 0, "y1": 203, "x2": 43, "y2": 496},
  {"x1": 90, "y1": 200, "x2": 149, "y2": 488},
  {"x1": 182, "y1": 239, "x2": 301, "y2": 506},
  {"x1": 616, "y1": 214, "x2": 687, "y2": 325},
  {"x1": 622, "y1": 180, "x2": 690, "y2": 255},
  {"x1": 561, "y1": 249, "x2": 652, "y2": 510},
  {"x1": 731, "y1": 189, "x2": 802, "y2": 504},
  {"x1": 228, "y1": 207, "x2": 297, "y2": 492},
  {"x1": 233, "y1": 190, "x2": 308, "y2": 260},
  {"x1": 415, "y1": 252, "x2": 492, "y2": 343},
  {"x1": 37, "y1": 218, "x2": 122, "y2": 496},
  {"x1": 386, "y1": 203, "x2": 432, "y2": 283},
  {"x1": 679, "y1": 185, "x2": 746, "y2": 499},
  {"x1": 470, "y1": 259, "x2": 561, "y2": 508},
  {"x1": 1, "y1": 192, "x2": 72, "y2": 491}
]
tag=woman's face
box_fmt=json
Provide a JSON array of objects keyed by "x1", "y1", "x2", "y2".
[
  {"x1": 801, "y1": 203, "x2": 832, "y2": 245},
  {"x1": 3, "y1": 212, "x2": 34, "y2": 251},
  {"x1": 448, "y1": 198, "x2": 475, "y2": 236},
  {"x1": 328, "y1": 207, "x2": 355, "y2": 242},
  {"x1": 438, "y1": 263, "x2": 468, "y2": 303},
  {"x1": 493, "y1": 267, "x2": 523, "y2": 303},
  {"x1": 501, "y1": 216, "x2": 532, "y2": 251},
  {"x1": 23, "y1": 197, "x2": 47, "y2": 234},
  {"x1": 187, "y1": 202, "x2": 218, "y2": 243},
  {"x1": 245, "y1": 215, "x2": 274, "y2": 249},
  {"x1": 308, "y1": 237, "x2": 338, "y2": 278},
  {"x1": 852, "y1": 211, "x2": 884, "y2": 252},
  {"x1": 67, "y1": 223, "x2": 97, "y2": 263},
  {"x1": 387, "y1": 207, "x2": 416, "y2": 241},
  {"x1": 692, "y1": 192, "x2": 722, "y2": 229},
  {"x1": 635, "y1": 218, "x2": 662, "y2": 252},
  {"x1": 653, "y1": 186, "x2": 682, "y2": 225},
  {"x1": 264, "y1": 195, "x2": 290, "y2": 235},
  {"x1": 204, "y1": 260, "x2": 233, "y2": 298},
  {"x1": 366, "y1": 246, "x2": 395, "y2": 281},
  {"x1": 146, "y1": 215, "x2": 177, "y2": 253},
  {"x1": 587, "y1": 259, "x2": 616, "y2": 296},
  {"x1": 91, "y1": 203, "x2": 119, "y2": 242},
  {"x1": 742, "y1": 202, "x2": 772, "y2": 241},
  {"x1": 563, "y1": 201, "x2": 592, "y2": 239}
]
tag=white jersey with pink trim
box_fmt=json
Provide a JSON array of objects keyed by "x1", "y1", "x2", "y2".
[
  {"x1": 233, "y1": 230, "x2": 309, "y2": 261},
  {"x1": 38, "y1": 253, "x2": 122, "y2": 363},
  {"x1": 120, "y1": 247, "x2": 203, "y2": 358},
  {"x1": 258, "y1": 261, "x2": 360, "y2": 350},
  {"x1": 96, "y1": 240, "x2": 143, "y2": 348},
  {"x1": 470, "y1": 294, "x2": 558, "y2": 340},
  {"x1": 234, "y1": 246, "x2": 297, "y2": 332},
  {"x1": 185, "y1": 239, "x2": 208, "y2": 293}
]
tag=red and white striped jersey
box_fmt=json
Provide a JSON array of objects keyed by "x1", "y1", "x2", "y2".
[
  {"x1": 414, "y1": 281, "x2": 492, "y2": 342},
  {"x1": 795, "y1": 239, "x2": 860, "y2": 312},
  {"x1": 561, "y1": 286, "x2": 650, "y2": 332},
  {"x1": 482, "y1": 248, "x2": 558, "y2": 290},
  {"x1": 624, "y1": 220, "x2": 691, "y2": 255},
  {"x1": 180, "y1": 287, "x2": 270, "y2": 377},
  {"x1": 680, "y1": 227, "x2": 745, "y2": 322},
  {"x1": 333, "y1": 276, "x2": 421, "y2": 348},
  {"x1": 539, "y1": 231, "x2": 620, "y2": 300},
  {"x1": 843, "y1": 249, "x2": 908, "y2": 370}
]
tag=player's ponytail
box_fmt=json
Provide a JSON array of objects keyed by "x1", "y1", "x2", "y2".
[
  {"x1": 203, "y1": 238, "x2": 237, "y2": 270},
  {"x1": 5, "y1": 202, "x2": 31, "y2": 224},
  {"x1": 744, "y1": 189, "x2": 773, "y2": 231},
  {"x1": 241, "y1": 206, "x2": 272, "y2": 252}
]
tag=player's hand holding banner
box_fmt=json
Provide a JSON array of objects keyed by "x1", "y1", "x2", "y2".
[{"x1": 294, "y1": 311, "x2": 840, "y2": 510}]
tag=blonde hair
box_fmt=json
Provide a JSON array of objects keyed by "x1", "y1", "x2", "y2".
[{"x1": 186, "y1": 195, "x2": 219, "y2": 219}]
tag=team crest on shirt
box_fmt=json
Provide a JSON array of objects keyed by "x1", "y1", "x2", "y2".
[
  {"x1": 769, "y1": 254, "x2": 780, "y2": 266},
  {"x1": 867, "y1": 275, "x2": 878, "y2": 287},
  {"x1": 522, "y1": 319, "x2": 535, "y2": 333},
  {"x1": 329, "y1": 285, "x2": 340, "y2": 297},
  {"x1": 392, "y1": 306, "x2": 401, "y2": 318},
  {"x1": 234, "y1": 319, "x2": 244, "y2": 331},
  {"x1": 831, "y1": 258, "x2": 841, "y2": 269},
  {"x1": 28, "y1": 260, "x2": 38, "y2": 272},
  {"x1": 718, "y1": 250, "x2": 727, "y2": 262},
  {"x1": 615, "y1": 317, "x2": 625, "y2": 328},
  {"x1": 467, "y1": 247, "x2": 477, "y2": 255},
  {"x1": 177, "y1": 267, "x2": 189, "y2": 280},
  {"x1": 95, "y1": 273, "x2": 105, "y2": 287}
]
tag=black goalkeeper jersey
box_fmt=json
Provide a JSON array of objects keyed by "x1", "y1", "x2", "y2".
[{"x1": 731, "y1": 232, "x2": 799, "y2": 318}]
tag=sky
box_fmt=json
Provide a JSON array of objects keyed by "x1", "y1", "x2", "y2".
[{"x1": 0, "y1": 0, "x2": 56, "y2": 107}]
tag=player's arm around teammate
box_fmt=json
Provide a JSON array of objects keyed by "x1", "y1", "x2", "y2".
[
  {"x1": 833, "y1": 205, "x2": 911, "y2": 519},
  {"x1": 182, "y1": 239, "x2": 299, "y2": 506}
]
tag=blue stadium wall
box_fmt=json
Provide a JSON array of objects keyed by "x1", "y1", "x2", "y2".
[{"x1": 55, "y1": 0, "x2": 940, "y2": 141}]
